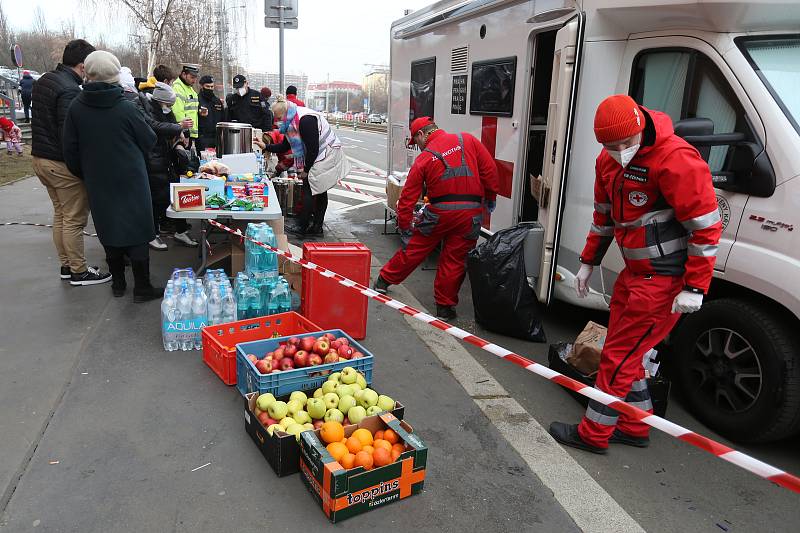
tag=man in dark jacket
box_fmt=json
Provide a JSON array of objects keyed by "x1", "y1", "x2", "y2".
[
  {"x1": 31, "y1": 38, "x2": 111, "y2": 286},
  {"x1": 19, "y1": 70, "x2": 34, "y2": 122},
  {"x1": 62, "y1": 50, "x2": 161, "y2": 303},
  {"x1": 197, "y1": 75, "x2": 224, "y2": 152},
  {"x1": 225, "y1": 74, "x2": 270, "y2": 129}
]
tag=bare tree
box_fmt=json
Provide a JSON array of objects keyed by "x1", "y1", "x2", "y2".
[{"x1": 0, "y1": 0, "x2": 13, "y2": 60}]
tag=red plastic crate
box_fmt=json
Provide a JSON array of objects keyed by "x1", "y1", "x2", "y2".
[
  {"x1": 201, "y1": 312, "x2": 321, "y2": 385},
  {"x1": 301, "y1": 242, "x2": 371, "y2": 339}
]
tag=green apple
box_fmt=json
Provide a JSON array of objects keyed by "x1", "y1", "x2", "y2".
[
  {"x1": 328, "y1": 372, "x2": 341, "y2": 382},
  {"x1": 285, "y1": 423, "x2": 304, "y2": 442},
  {"x1": 279, "y1": 417, "x2": 296, "y2": 429},
  {"x1": 340, "y1": 366, "x2": 358, "y2": 385},
  {"x1": 347, "y1": 405, "x2": 367, "y2": 424},
  {"x1": 256, "y1": 393, "x2": 277, "y2": 412},
  {"x1": 267, "y1": 400, "x2": 288, "y2": 420},
  {"x1": 313, "y1": 388, "x2": 324, "y2": 399},
  {"x1": 303, "y1": 423, "x2": 314, "y2": 430},
  {"x1": 348, "y1": 381, "x2": 363, "y2": 392},
  {"x1": 357, "y1": 388, "x2": 379, "y2": 409},
  {"x1": 338, "y1": 395, "x2": 357, "y2": 415},
  {"x1": 306, "y1": 397, "x2": 326, "y2": 419},
  {"x1": 321, "y1": 381, "x2": 338, "y2": 395},
  {"x1": 324, "y1": 408, "x2": 344, "y2": 423},
  {"x1": 267, "y1": 423, "x2": 283, "y2": 437},
  {"x1": 356, "y1": 374, "x2": 367, "y2": 390},
  {"x1": 354, "y1": 389, "x2": 365, "y2": 402},
  {"x1": 287, "y1": 399, "x2": 304, "y2": 416},
  {"x1": 335, "y1": 384, "x2": 354, "y2": 398},
  {"x1": 289, "y1": 391, "x2": 308, "y2": 404},
  {"x1": 377, "y1": 395, "x2": 395, "y2": 412},
  {"x1": 323, "y1": 392, "x2": 340, "y2": 410},
  {"x1": 293, "y1": 410, "x2": 311, "y2": 425},
  {"x1": 367, "y1": 406, "x2": 383, "y2": 416}
]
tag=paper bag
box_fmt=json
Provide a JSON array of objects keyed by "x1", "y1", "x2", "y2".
[{"x1": 567, "y1": 321, "x2": 607, "y2": 376}]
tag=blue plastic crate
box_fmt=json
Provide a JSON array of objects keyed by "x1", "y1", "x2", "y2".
[{"x1": 236, "y1": 329, "x2": 374, "y2": 397}]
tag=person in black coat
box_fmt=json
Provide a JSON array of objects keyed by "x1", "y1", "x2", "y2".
[
  {"x1": 18, "y1": 70, "x2": 34, "y2": 123},
  {"x1": 197, "y1": 75, "x2": 224, "y2": 152},
  {"x1": 62, "y1": 51, "x2": 162, "y2": 303},
  {"x1": 225, "y1": 74, "x2": 270, "y2": 130}
]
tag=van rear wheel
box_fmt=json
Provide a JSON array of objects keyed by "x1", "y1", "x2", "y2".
[{"x1": 672, "y1": 298, "x2": 800, "y2": 443}]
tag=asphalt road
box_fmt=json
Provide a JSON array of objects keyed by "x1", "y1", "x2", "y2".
[{"x1": 335, "y1": 132, "x2": 800, "y2": 532}]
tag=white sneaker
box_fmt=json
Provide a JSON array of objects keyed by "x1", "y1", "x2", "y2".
[
  {"x1": 149, "y1": 237, "x2": 168, "y2": 251},
  {"x1": 173, "y1": 231, "x2": 199, "y2": 247}
]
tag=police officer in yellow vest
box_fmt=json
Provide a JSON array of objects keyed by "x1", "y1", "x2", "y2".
[{"x1": 172, "y1": 63, "x2": 199, "y2": 139}]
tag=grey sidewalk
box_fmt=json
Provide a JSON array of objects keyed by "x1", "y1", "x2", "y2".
[{"x1": 0, "y1": 177, "x2": 580, "y2": 532}]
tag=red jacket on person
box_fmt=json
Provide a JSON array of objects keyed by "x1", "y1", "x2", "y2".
[
  {"x1": 580, "y1": 107, "x2": 722, "y2": 293},
  {"x1": 287, "y1": 94, "x2": 305, "y2": 107},
  {"x1": 398, "y1": 129, "x2": 498, "y2": 230}
]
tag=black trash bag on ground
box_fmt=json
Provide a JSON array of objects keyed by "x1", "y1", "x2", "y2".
[{"x1": 467, "y1": 225, "x2": 547, "y2": 342}]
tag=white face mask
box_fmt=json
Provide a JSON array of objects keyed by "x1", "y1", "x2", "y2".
[
  {"x1": 607, "y1": 144, "x2": 640, "y2": 168},
  {"x1": 161, "y1": 105, "x2": 172, "y2": 114},
  {"x1": 238, "y1": 87, "x2": 247, "y2": 96}
]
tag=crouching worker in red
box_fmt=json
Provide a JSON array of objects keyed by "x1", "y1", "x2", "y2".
[
  {"x1": 373, "y1": 117, "x2": 499, "y2": 320},
  {"x1": 550, "y1": 95, "x2": 722, "y2": 453}
]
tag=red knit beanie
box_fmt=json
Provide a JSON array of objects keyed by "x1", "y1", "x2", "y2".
[
  {"x1": 593, "y1": 95, "x2": 644, "y2": 143},
  {"x1": 0, "y1": 117, "x2": 12, "y2": 131}
]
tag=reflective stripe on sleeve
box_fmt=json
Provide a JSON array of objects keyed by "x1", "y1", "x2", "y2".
[
  {"x1": 688, "y1": 243, "x2": 719, "y2": 257},
  {"x1": 590, "y1": 223, "x2": 615, "y2": 236},
  {"x1": 594, "y1": 202, "x2": 611, "y2": 214},
  {"x1": 681, "y1": 209, "x2": 721, "y2": 231},
  {"x1": 622, "y1": 237, "x2": 688, "y2": 260}
]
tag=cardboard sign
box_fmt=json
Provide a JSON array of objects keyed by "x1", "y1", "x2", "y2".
[{"x1": 171, "y1": 184, "x2": 206, "y2": 211}]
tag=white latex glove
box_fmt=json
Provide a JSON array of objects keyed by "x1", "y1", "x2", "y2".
[
  {"x1": 575, "y1": 264, "x2": 593, "y2": 298},
  {"x1": 672, "y1": 290, "x2": 703, "y2": 314}
]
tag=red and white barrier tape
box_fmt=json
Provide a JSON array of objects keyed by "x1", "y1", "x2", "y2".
[
  {"x1": 337, "y1": 179, "x2": 383, "y2": 200},
  {"x1": 1, "y1": 221, "x2": 98, "y2": 237},
  {"x1": 208, "y1": 218, "x2": 800, "y2": 494},
  {"x1": 350, "y1": 166, "x2": 388, "y2": 179}
]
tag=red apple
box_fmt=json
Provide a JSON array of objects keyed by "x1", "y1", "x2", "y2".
[
  {"x1": 330, "y1": 340, "x2": 342, "y2": 351},
  {"x1": 273, "y1": 346, "x2": 286, "y2": 359},
  {"x1": 254, "y1": 407, "x2": 263, "y2": 417},
  {"x1": 335, "y1": 337, "x2": 350, "y2": 346},
  {"x1": 324, "y1": 352, "x2": 339, "y2": 364},
  {"x1": 284, "y1": 344, "x2": 298, "y2": 358},
  {"x1": 269, "y1": 357, "x2": 281, "y2": 371},
  {"x1": 351, "y1": 351, "x2": 364, "y2": 359},
  {"x1": 265, "y1": 351, "x2": 275, "y2": 359},
  {"x1": 287, "y1": 337, "x2": 301, "y2": 347},
  {"x1": 279, "y1": 357, "x2": 295, "y2": 371},
  {"x1": 247, "y1": 354, "x2": 258, "y2": 364},
  {"x1": 313, "y1": 338, "x2": 330, "y2": 355},
  {"x1": 343, "y1": 417, "x2": 350, "y2": 426},
  {"x1": 293, "y1": 350, "x2": 310, "y2": 368},
  {"x1": 255, "y1": 360, "x2": 272, "y2": 374},
  {"x1": 338, "y1": 357, "x2": 347, "y2": 362},
  {"x1": 338, "y1": 345, "x2": 354, "y2": 359},
  {"x1": 257, "y1": 412, "x2": 275, "y2": 427},
  {"x1": 312, "y1": 420, "x2": 324, "y2": 430},
  {"x1": 308, "y1": 353, "x2": 323, "y2": 366},
  {"x1": 322, "y1": 333, "x2": 336, "y2": 342}
]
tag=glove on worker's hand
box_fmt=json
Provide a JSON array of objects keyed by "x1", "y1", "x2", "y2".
[
  {"x1": 575, "y1": 264, "x2": 593, "y2": 298},
  {"x1": 672, "y1": 290, "x2": 703, "y2": 314},
  {"x1": 484, "y1": 199, "x2": 496, "y2": 214}
]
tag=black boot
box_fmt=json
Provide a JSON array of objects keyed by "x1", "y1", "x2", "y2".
[
  {"x1": 609, "y1": 429, "x2": 650, "y2": 448},
  {"x1": 435, "y1": 304, "x2": 457, "y2": 321},
  {"x1": 373, "y1": 275, "x2": 390, "y2": 294},
  {"x1": 106, "y1": 255, "x2": 127, "y2": 297},
  {"x1": 131, "y1": 259, "x2": 164, "y2": 303},
  {"x1": 307, "y1": 223, "x2": 323, "y2": 236},
  {"x1": 286, "y1": 220, "x2": 310, "y2": 236},
  {"x1": 548, "y1": 422, "x2": 607, "y2": 454}
]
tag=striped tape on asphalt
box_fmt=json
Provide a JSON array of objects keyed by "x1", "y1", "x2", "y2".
[
  {"x1": 1, "y1": 221, "x2": 98, "y2": 237},
  {"x1": 208, "y1": 218, "x2": 800, "y2": 494}
]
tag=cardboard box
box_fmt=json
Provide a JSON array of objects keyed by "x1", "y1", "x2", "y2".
[
  {"x1": 180, "y1": 176, "x2": 225, "y2": 198},
  {"x1": 170, "y1": 183, "x2": 206, "y2": 211},
  {"x1": 529, "y1": 174, "x2": 549, "y2": 208},
  {"x1": 385, "y1": 177, "x2": 403, "y2": 212},
  {"x1": 244, "y1": 392, "x2": 405, "y2": 477},
  {"x1": 299, "y1": 412, "x2": 427, "y2": 522}
]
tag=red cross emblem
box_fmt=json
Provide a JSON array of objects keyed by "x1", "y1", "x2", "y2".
[{"x1": 628, "y1": 190, "x2": 649, "y2": 207}]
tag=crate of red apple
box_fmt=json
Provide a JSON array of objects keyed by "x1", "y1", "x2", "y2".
[{"x1": 236, "y1": 330, "x2": 374, "y2": 397}]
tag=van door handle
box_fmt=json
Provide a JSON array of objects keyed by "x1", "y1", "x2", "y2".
[{"x1": 551, "y1": 140, "x2": 557, "y2": 164}]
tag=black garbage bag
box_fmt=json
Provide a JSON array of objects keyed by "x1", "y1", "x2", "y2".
[{"x1": 467, "y1": 225, "x2": 547, "y2": 342}]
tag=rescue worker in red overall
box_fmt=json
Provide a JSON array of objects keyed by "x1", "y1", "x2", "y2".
[
  {"x1": 550, "y1": 95, "x2": 722, "y2": 453},
  {"x1": 373, "y1": 117, "x2": 499, "y2": 320}
]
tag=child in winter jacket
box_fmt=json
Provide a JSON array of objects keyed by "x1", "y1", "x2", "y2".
[{"x1": 0, "y1": 117, "x2": 23, "y2": 155}]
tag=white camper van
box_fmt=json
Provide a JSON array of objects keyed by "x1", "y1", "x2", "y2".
[{"x1": 388, "y1": 0, "x2": 800, "y2": 443}]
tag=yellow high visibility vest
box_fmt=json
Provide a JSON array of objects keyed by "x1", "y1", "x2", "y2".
[{"x1": 172, "y1": 79, "x2": 199, "y2": 138}]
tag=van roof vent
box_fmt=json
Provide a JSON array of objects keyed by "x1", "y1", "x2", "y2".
[{"x1": 451, "y1": 46, "x2": 469, "y2": 73}]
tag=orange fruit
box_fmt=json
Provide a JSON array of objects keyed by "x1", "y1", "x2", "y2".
[
  {"x1": 373, "y1": 439, "x2": 392, "y2": 452},
  {"x1": 374, "y1": 430, "x2": 385, "y2": 441},
  {"x1": 354, "y1": 451, "x2": 373, "y2": 470},
  {"x1": 341, "y1": 438, "x2": 348, "y2": 444},
  {"x1": 362, "y1": 445, "x2": 374, "y2": 455},
  {"x1": 345, "y1": 436, "x2": 363, "y2": 454},
  {"x1": 383, "y1": 429, "x2": 400, "y2": 445},
  {"x1": 340, "y1": 452, "x2": 356, "y2": 470},
  {"x1": 392, "y1": 443, "x2": 405, "y2": 455},
  {"x1": 352, "y1": 428, "x2": 373, "y2": 447},
  {"x1": 391, "y1": 449, "x2": 402, "y2": 461},
  {"x1": 326, "y1": 442, "x2": 348, "y2": 462},
  {"x1": 320, "y1": 422, "x2": 344, "y2": 444},
  {"x1": 373, "y1": 447, "x2": 392, "y2": 467}
]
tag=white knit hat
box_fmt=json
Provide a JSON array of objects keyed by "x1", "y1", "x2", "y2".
[
  {"x1": 84, "y1": 50, "x2": 121, "y2": 84},
  {"x1": 152, "y1": 82, "x2": 177, "y2": 105},
  {"x1": 119, "y1": 66, "x2": 136, "y2": 93}
]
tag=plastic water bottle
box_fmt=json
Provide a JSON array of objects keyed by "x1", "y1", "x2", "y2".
[
  {"x1": 236, "y1": 281, "x2": 250, "y2": 320},
  {"x1": 277, "y1": 278, "x2": 291, "y2": 313},
  {"x1": 192, "y1": 281, "x2": 208, "y2": 350},
  {"x1": 207, "y1": 285, "x2": 222, "y2": 325},
  {"x1": 221, "y1": 284, "x2": 236, "y2": 323},
  {"x1": 161, "y1": 286, "x2": 178, "y2": 351},
  {"x1": 177, "y1": 281, "x2": 194, "y2": 351}
]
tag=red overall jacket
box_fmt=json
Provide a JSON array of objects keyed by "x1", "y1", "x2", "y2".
[
  {"x1": 580, "y1": 107, "x2": 722, "y2": 293},
  {"x1": 398, "y1": 129, "x2": 498, "y2": 230}
]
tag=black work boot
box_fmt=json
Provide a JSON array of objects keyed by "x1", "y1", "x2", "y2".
[
  {"x1": 106, "y1": 255, "x2": 127, "y2": 297},
  {"x1": 286, "y1": 220, "x2": 310, "y2": 236},
  {"x1": 373, "y1": 275, "x2": 390, "y2": 294},
  {"x1": 549, "y1": 422, "x2": 608, "y2": 455},
  {"x1": 307, "y1": 223, "x2": 324, "y2": 236},
  {"x1": 131, "y1": 259, "x2": 164, "y2": 303},
  {"x1": 435, "y1": 304, "x2": 457, "y2": 321},
  {"x1": 609, "y1": 429, "x2": 650, "y2": 448}
]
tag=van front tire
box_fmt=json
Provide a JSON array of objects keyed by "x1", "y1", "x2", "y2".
[{"x1": 672, "y1": 298, "x2": 800, "y2": 443}]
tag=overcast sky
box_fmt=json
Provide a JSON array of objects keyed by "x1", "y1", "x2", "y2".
[{"x1": 3, "y1": 0, "x2": 432, "y2": 82}]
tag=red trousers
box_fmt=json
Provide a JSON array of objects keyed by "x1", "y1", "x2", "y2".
[
  {"x1": 578, "y1": 269, "x2": 683, "y2": 448},
  {"x1": 380, "y1": 208, "x2": 481, "y2": 307}
]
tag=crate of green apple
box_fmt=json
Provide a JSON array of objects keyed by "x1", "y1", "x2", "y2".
[
  {"x1": 236, "y1": 329, "x2": 374, "y2": 397},
  {"x1": 243, "y1": 367, "x2": 404, "y2": 477}
]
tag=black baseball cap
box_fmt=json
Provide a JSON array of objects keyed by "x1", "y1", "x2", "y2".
[
  {"x1": 286, "y1": 85, "x2": 298, "y2": 95},
  {"x1": 199, "y1": 75, "x2": 214, "y2": 85},
  {"x1": 233, "y1": 74, "x2": 246, "y2": 88}
]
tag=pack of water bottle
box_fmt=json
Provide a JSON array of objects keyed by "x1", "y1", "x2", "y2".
[
  {"x1": 234, "y1": 272, "x2": 292, "y2": 320},
  {"x1": 244, "y1": 222, "x2": 278, "y2": 278}
]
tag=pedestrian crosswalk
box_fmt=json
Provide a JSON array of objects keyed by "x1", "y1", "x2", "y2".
[{"x1": 327, "y1": 167, "x2": 388, "y2": 212}]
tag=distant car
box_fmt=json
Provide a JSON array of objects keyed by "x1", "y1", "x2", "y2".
[
  {"x1": 367, "y1": 113, "x2": 382, "y2": 123},
  {"x1": 380, "y1": 113, "x2": 387, "y2": 122}
]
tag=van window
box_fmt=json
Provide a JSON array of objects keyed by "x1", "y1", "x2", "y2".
[
  {"x1": 630, "y1": 50, "x2": 749, "y2": 173},
  {"x1": 410, "y1": 57, "x2": 436, "y2": 126},
  {"x1": 470, "y1": 56, "x2": 517, "y2": 117}
]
